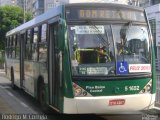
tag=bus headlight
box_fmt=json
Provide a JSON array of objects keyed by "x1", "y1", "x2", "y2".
[
  {"x1": 73, "y1": 83, "x2": 82, "y2": 96},
  {"x1": 140, "y1": 80, "x2": 152, "y2": 93},
  {"x1": 72, "y1": 82, "x2": 91, "y2": 97},
  {"x1": 74, "y1": 88, "x2": 82, "y2": 96}
]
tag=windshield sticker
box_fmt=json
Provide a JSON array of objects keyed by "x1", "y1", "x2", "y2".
[
  {"x1": 79, "y1": 67, "x2": 108, "y2": 75},
  {"x1": 129, "y1": 64, "x2": 151, "y2": 73},
  {"x1": 72, "y1": 60, "x2": 78, "y2": 67},
  {"x1": 116, "y1": 61, "x2": 128, "y2": 75},
  {"x1": 74, "y1": 26, "x2": 104, "y2": 34}
]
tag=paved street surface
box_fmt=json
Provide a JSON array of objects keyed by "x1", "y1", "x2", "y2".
[
  {"x1": 0, "y1": 72, "x2": 105, "y2": 120},
  {"x1": 0, "y1": 70, "x2": 159, "y2": 120}
]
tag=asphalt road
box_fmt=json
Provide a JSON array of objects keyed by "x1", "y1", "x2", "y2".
[{"x1": 0, "y1": 74, "x2": 105, "y2": 120}]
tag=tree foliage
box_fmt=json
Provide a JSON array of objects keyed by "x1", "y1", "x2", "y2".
[{"x1": 0, "y1": 5, "x2": 32, "y2": 50}]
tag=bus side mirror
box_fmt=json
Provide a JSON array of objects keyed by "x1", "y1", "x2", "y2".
[
  {"x1": 58, "y1": 18, "x2": 65, "y2": 26},
  {"x1": 58, "y1": 18, "x2": 66, "y2": 51}
]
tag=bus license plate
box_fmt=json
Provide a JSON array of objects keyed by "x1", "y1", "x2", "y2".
[{"x1": 109, "y1": 99, "x2": 125, "y2": 106}]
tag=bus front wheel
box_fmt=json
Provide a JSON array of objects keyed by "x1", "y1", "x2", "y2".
[
  {"x1": 11, "y1": 68, "x2": 15, "y2": 89},
  {"x1": 39, "y1": 83, "x2": 49, "y2": 113}
]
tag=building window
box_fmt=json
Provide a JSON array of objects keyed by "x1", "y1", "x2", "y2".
[
  {"x1": 48, "y1": 3, "x2": 54, "y2": 8},
  {"x1": 152, "y1": 0, "x2": 160, "y2": 5},
  {"x1": 149, "y1": 19, "x2": 157, "y2": 58},
  {"x1": 41, "y1": 24, "x2": 47, "y2": 42},
  {"x1": 38, "y1": 24, "x2": 47, "y2": 62}
]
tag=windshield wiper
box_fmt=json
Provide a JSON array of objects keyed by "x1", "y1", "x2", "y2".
[
  {"x1": 86, "y1": 20, "x2": 110, "y2": 47},
  {"x1": 119, "y1": 21, "x2": 132, "y2": 61}
]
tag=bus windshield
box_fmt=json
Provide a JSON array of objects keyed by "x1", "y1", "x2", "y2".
[{"x1": 68, "y1": 23, "x2": 151, "y2": 76}]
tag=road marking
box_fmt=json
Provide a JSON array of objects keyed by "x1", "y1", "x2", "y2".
[
  {"x1": 0, "y1": 85, "x2": 11, "y2": 89},
  {"x1": 20, "y1": 102, "x2": 29, "y2": 108},
  {"x1": 7, "y1": 91, "x2": 29, "y2": 108},
  {"x1": 0, "y1": 84, "x2": 38, "y2": 114},
  {"x1": 7, "y1": 92, "x2": 14, "y2": 97}
]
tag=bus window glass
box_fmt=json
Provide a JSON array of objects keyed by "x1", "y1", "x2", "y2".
[
  {"x1": 27, "y1": 30, "x2": 31, "y2": 44},
  {"x1": 33, "y1": 27, "x2": 38, "y2": 43},
  {"x1": 112, "y1": 24, "x2": 150, "y2": 64},
  {"x1": 12, "y1": 35, "x2": 16, "y2": 58},
  {"x1": 25, "y1": 30, "x2": 32, "y2": 60},
  {"x1": 68, "y1": 25, "x2": 115, "y2": 76},
  {"x1": 69, "y1": 24, "x2": 151, "y2": 76},
  {"x1": 8, "y1": 37, "x2": 11, "y2": 58},
  {"x1": 6, "y1": 38, "x2": 9, "y2": 47},
  {"x1": 31, "y1": 27, "x2": 38, "y2": 61},
  {"x1": 39, "y1": 43, "x2": 47, "y2": 62},
  {"x1": 32, "y1": 44, "x2": 38, "y2": 61},
  {"x1": 41, "y1": 24, "x2": 47, "y2": 42},
  {"x1": 15, "y1": 36, "x2": 20, "y2": 59},
  {"x1": 6, "y1": 38, "x2": 9, "y2": 58},
  {"x1": 11, "y1": 36, "x2": 15, "y2": 58}
]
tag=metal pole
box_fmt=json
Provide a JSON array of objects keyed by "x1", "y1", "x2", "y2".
[{"x1": 23, "y1": 0, "x2": 26, "y2": 23}]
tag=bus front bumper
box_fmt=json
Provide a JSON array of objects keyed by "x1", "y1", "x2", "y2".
[{"x1": 63, "y1": 94, "x2": 155, "y2": 114}]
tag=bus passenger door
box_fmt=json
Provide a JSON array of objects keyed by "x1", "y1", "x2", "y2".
[{"x1": 48, "y1": 21, "x2": 61, "y2": 110}]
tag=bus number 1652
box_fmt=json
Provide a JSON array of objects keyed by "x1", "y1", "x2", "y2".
[{"x1": 125, "y1": 86, "x2": 140, "y2": 91}]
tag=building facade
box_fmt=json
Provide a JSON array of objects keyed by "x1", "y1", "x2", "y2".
[
  {"x1": 32, "y1": 0, "x2": 44, "y2": 16},
  {"x1": 140, "y1": 0, "x2": 160, "y2": 70},
  {"x1": 31, "y1": 0, "x2": 129, "y2": 16},
  {"x1": 146, "y1": 4, "x2": 160, "y2": 70},
  {"x1": 0, "y1": 0, "x2": 130, "y2": 16},
  {"x1": 0, "y1": 0, "x2": 15, "y2": 6}
]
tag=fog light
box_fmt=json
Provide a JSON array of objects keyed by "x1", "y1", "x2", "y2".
[{"x1": 83, "y1": 91, "x2": 87, "y2": 96}]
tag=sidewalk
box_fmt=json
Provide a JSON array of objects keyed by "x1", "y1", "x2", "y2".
[
  {"x1": 0, "y1": 70, "x2": 10, "y2": 84},
  {"x1": 0, "y1": 72, "x2": 16, "y2": 114}
]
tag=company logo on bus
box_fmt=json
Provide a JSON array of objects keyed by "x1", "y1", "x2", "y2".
[{"x1": 109, "y1": 99, "x2": 125, "y2": 106}]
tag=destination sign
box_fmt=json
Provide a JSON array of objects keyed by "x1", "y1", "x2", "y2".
[
  {"x1": 79, "y1": 66, "x2": 108, "y2": 75},
  {"x1": 66, "y1": 8, "x2": 145, "y2": 22},
  {"x1": 71, "y1": 26, "x2": 104, "y2": 34}
]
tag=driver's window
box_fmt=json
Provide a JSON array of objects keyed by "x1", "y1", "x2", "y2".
[{"x1": 69, "y1": 25, "x2": 114, "y2": 64}]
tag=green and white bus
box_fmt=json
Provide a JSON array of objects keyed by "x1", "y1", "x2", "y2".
[{"x1": 5, "y1": 3, "x2": 156, "y2": 114}]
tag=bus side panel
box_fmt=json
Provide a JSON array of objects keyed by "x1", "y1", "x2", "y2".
[{"x1": 6, "y1": 58, "x2": 21, "y2": 88}]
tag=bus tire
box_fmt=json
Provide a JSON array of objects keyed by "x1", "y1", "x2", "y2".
[
  {"x1": 39, "y1": 83, "x2": 50, "y2": 113},
  {"x1": 11, "y1": 68, "x2": 16, "y2": 89}
]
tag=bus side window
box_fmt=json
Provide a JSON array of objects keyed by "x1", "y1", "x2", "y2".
[
  {"x1": 38, "y1": 24, "x2": 47, "y2": 63},
  {"x1": 41, "y1": 24, "x2": 47, "y2": 42},
  {"x1": 15, "y1": 35, "x2": 20, "y2": 59},
  {"x1": 32, "y1": 27, "x2": 38, "y2": 61},
  {"x1": 6, "y1": 37, "x2": 9, "y2": 58},
  {"x1": 9, "y1": 36, "x2": 13, "y2": 58},
  {"x1": 8, "y1": 37, "x2": 11, "y2": 58},
  {"x1": 12, "y1": 35, "x2": 16, "y2": 59},
  {"x1": 39, "y1": 43, "x2": 47, "y2": 62},
  {"x1": 25, "y1": 29, "x2": 33, "y2": 60},
  {"x1": 25, "y1": 30, "x2": 29, "y2": 60}
]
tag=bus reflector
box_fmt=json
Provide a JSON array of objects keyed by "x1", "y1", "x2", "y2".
[{"x1": 109, "y1": 99, "x2": 125, "y2": 106}]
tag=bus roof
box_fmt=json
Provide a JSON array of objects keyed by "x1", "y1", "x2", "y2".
[{"x1": 6, "y1": 3, "x2": 144, "y2": 37}]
